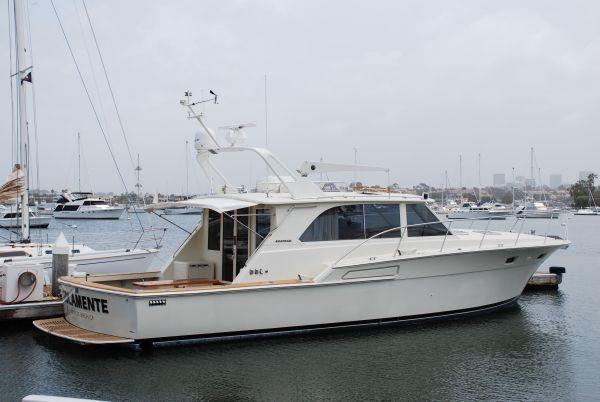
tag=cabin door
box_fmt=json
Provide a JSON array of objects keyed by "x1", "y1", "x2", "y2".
[{"x1": 221, "y1": 208, "x2": 249, "y2": 282}]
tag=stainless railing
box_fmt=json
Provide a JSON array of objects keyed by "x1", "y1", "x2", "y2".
[{"x1": 331, "y1": 214, "x2": 568, "y2": 269}]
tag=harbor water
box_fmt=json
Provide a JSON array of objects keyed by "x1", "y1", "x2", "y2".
[{"x1": 1, "y1": 214, "x2": 599, "y2": 400}]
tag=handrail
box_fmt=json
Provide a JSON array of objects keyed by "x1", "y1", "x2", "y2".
[{"x1": 331, "y1": 214, "x2": 565, "y2": 269}]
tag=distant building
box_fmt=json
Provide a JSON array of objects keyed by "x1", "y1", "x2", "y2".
[
  {"x1": 549, "y1": 174, "x2": 562, "y2": 189},
  {"x1": 579, "y1": 171, "x2": 593, "y2": 181},
  {"x1": 525, "y1": 178, "x2": 536, "y2": 188},
  {"x1": 493, "y1": 173, "x2": 505, "y2": 187},
  {"x1": 515, "y1": 175, "x2": 527, "y2": 188}
]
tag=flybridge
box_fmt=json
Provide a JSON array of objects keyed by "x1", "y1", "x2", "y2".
[{"x1": 180, "y1": 92, "x2": 324, "y2": 200}]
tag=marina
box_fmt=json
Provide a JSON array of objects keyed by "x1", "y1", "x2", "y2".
[{"x1": 1, "y1": 0, "x2": 600, "y2": 400}]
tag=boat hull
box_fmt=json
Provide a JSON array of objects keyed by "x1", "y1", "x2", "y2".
[
  {"x1": 59, "y1": 244, "x2": 560, "y2": 342},
  {"x1": 0, "y1": 215, "x2": 51, "y2": 228},
  {"x1": 54, "y1": 208, "x2": 124, "y2": 220}
]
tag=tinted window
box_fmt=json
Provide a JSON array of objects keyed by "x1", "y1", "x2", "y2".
[
  {"x1": 83, "y1": 201, "x2": 91, "y2": 206},
  {"x1": 63, "y1": 205, "x2": 80, "y2": 211},
  {"x1": 255, "y1": 208, "x2": 271, "y2": 249},
  {"x1": 364, "y1": 204, "x2": 401, "y2": 238},
  {"x1": 300, "y1": 205, "x2": 365, "y2": 242},
  {"x1": 207, "y1": 209, "x2": 221, "y2": 250},
  {"x1": 406, "y1": 203, "x2": 448, "y2": 236}
]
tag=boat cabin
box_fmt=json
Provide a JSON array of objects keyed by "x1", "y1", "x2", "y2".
[{"x1": 158, "y1": 195, "x2": 449, "y2": 284}]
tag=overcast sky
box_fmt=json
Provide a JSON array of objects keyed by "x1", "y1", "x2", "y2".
[{"x1": 2, "y1": 0, "x2": 599, "y2": 194}]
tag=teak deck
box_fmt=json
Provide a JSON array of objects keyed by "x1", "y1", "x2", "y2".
[{"x1": 33, "y1": 317, "x2": 133, "y2": 344}]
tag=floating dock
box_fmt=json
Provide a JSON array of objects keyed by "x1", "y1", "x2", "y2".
[
  {"x1": 0, "y1": 299, "x2": 63, "y2": 320},
  {"x1": 526, "y1": 267, "x2": 565, "y2": 290}
]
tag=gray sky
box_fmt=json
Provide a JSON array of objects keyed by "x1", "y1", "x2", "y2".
[{"x1": 2, "y1": 0, "x2": 599, "y2": 194}]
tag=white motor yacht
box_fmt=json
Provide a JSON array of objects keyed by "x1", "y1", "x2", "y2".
[
  {"x1": 515, "y1": 202, "x2": 560, "y2": 219},
  {"x1": 447, "y1": 202, "x2": 506, "y2": 220},
  {"x1": 53, "y1": 192, "x2": 124, "y2": 220},
  {"x1": 574, "y1": 208, "x2": 599, "y2": 216},
  {"x1": 33, "y1": 95, "x2": 569, "y2": 345},
  {"x1": 163, "y1": 206, "x2": 203, "y2": 215}
]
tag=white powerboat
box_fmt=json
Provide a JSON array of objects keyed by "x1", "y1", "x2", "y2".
[
  {"x1": 447, "y1": 202, "x2": 507, "y2": 220},
  {"x1": 574, "y1": 208, "x2": 599, "y2": 216},
  {"x1": 163, "y1": 206, "x2": 203, "y2": 215},
  {"x1": 53, "y1": 192, "x2": 124, "y2": 220},
  {"x1": 0, "y1": 207, "x2": 50, "y2": 229},
  {"x1": 33, "y1": 94, "x2": 569, "y2": 345},
  {"x1": 515, "y1": 202, "x2": 560, "y2": 219}
]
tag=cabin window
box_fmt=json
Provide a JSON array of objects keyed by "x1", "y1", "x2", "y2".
[
  {"x1": 54, "y1": 205, "x2": 64, "y2": 212},
  {"x1": 406, "y1": 203, "x2": 448, "y2": 236},
  {"x1": 300, "y1": 205, "x2": 364, "y2": 241},
  {"x1": 300, "y1": 204, "x2": 401, "y2": 242},
  {"x1": 207, "y1": 209, "x2": 221, "y2": 251},
  {"x1": 63, "y1": 205, "x2": 80, "y2": 211},
  {"x1": 364, "y1": 204, "x2": 401, "y2": 238},
  {"x1": 255, "y1": 208, "x2": 271, "y2": 249}
]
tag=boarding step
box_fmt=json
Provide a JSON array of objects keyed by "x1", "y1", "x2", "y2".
[{"x1": 33, "y1": 317, "x2": 133, "y2": 345}]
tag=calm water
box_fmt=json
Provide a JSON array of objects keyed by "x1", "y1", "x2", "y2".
[{"x1": 1, "y1": 214, "x2": 599, "y2": 401}]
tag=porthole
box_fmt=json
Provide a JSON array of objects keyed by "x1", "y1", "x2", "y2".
[{"x1": 505, "y1": 256, "x2": 518, "y2": 264}]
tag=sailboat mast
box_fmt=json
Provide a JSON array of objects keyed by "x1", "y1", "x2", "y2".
[
  {"x1": 185, "y1": 140, "x2": 189, "y2": 197},
  {"x1": 14, "y1": 0, "x2": 30, "y2": 242},
  {"x1": 135, "y1": 153, "x2": 142, "y2": 203},
  {"x1": 77, "y1": 133, "x2": 81, "y2": 192}
]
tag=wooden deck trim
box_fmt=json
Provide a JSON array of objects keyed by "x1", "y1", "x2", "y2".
[
  {"x1": 60, "y1": 276, "x2": 311, "y2": 295},
  {"x1": 33, "y1": 317, "x2": 133, "y2": 344}
]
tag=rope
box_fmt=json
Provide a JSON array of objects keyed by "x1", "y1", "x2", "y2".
[
  {"x1": 50, "y1": 0, "x2": 145, "y2": 233},
  {"x1": 82, "y1": 0, "x2": 136, "y2": 171}
]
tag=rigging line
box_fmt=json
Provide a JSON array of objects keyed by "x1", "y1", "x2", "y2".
[
  {"x1": 24, "y1": 0, "x2": 40, "y2": 193},
  {"x1": 7, "y1": 0, "x2": 15, "y2": 167},
  {"x1": 73, "y1": 0, "x2": 110, "y2": 144},
  {"x1": 50, "y1": 0, "x2": 145, "y2": 232},
  {"x1": 82, "y1": 0, "x2": 136, "y2": 171}
]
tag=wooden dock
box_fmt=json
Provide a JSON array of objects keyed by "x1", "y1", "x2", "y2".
[{"x1": 525, "y1": 267, "x2": 565, "y2": 290}]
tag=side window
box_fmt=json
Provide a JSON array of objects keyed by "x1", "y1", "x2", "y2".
[
  {"x1": 406, "y1": 203, "x2": 448, "y2": 236},
  {"x1": 82, "y1": 201, "x2": 91, "y2": 206},
  {"x1": 364, "y1": 204, "x2": 401, "y2": 238},
  {"x1": 337, "y1": 205, "x2": 365, "y2": 240},
  {"x1": 300, "y1": 205, "x2": 365, "y2": 242},
  {"x1": 255, "y1": 208, "x2": 271, "y2": 249},
  {"x1": 207, "y1": 209, "x2": 221, "y2": 250}
]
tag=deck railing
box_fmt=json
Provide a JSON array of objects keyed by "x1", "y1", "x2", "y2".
[{"x1": 331, "y1": 214, "x2": 568, "y2": 269}]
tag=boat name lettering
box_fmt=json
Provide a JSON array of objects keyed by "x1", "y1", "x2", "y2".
[
  {"x1": 275, "y1": 239, "x2": 292, "y2": 243},
  {"x1": 149, "y1": 299, "x2": 166, "y2": 306},
  {"x1": 65, "y1": 293, "x2": 109, "y2": 314}
]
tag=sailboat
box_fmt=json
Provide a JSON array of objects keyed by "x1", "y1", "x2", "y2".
[
  {"x1": 0, "y1": 0, "x2": 158, "y2": 286},
  {"x1": 574, "y1": 184, "x2": 599, "y2": 216}
]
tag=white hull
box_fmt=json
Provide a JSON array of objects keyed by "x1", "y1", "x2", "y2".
[
  {"x1": 59, "y1": 244, "x2": 558, "y2": 342},
  {"x1": 163, "y1": 207, "x2": 202, "y2": 215},
  {"x1": 516, "y1": 210, "x2": 559, "y2": 219},
  {"x1": 3, "y1": 248, "x2": 159, "y2": 275},
  {"x1": 0, "y1": 215, "x2": 50, "y2": 228},
  {"x1": 54, "y1": 207, "x2": 124, "y2": 220}
]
